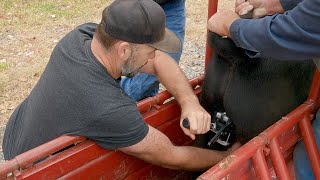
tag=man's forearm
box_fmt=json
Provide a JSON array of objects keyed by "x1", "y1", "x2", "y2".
[
  {"x1": 120, "y1": 125, "x2": 233, "y2": 171},
  {"x1": 164, "y1": 145, "x2": 229, "y2": 171},
  {"x1": 153, "y1": 51, "x2": 199, "y2": 106}
]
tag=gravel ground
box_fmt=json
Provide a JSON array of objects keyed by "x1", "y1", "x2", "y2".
[{"x1": 180, "y1": 40, "x2": 206, "y2": 79}]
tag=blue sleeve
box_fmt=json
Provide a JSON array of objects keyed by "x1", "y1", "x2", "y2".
[
  {"x1": 230, "y1": 0, "x2": 320, "y2": 60},
  {"x1": 280, "y1": 0, "x2": 303, "y2": 10}
]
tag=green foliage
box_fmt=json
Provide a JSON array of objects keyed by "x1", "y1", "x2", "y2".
[
  {"x1": 0, "y1": 62, "x2": 10, "y2": 72},
  {"x1": 0, "y1": 0, "x2": 112, "y2": 28}
]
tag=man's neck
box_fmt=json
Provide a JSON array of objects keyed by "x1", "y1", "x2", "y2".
[{"x1": 91, "y1": 37, "x2": 121, "y2": 79}]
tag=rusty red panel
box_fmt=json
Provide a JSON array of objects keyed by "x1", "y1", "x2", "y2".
[
  {"x1": 125, "y1": 164, "x2": 194, "y2": 180},
  {"x1": 60, "y1": 150, "x2": 147, "y2": 179},
  {"x1": 0, "y1": 136, "x2": 85, "y2": 177},
  {"x1": 19, "y1": 141, "x2": 107, "y2": 179},
  {"x1": 142, "y1": 101, "x2": 181, "y2": 127}
]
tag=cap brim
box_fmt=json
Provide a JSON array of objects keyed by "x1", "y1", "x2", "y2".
[{"x1": 148, "y1": 28, "x2": 181, "y2": 53}]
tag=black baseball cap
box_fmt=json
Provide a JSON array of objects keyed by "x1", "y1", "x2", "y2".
[{"x1": 102, "y1": 0, "x2": 181, "y2": 53}]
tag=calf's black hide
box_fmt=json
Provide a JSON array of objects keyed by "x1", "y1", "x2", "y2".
[{"x1": 195, "y1": 32, "x2": 315, "y2": 150}]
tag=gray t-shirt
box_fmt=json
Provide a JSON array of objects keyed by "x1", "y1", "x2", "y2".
[
  {"x1": 154, "y1": 0, "x2": 170, "y2": 4},
  {"x1": 3, "y1": 23, "x2": 149, "y2": 160}
]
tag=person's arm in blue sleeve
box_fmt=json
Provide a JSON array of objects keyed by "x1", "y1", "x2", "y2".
[
  {"x1": 280, "y1": 0, "x2": 303, "y2": 10},
  {"x1": 209, "y1": 0, "x2": 320, "y2": 60},
  {"x1": 230, "y1": 0, "x2": 320, "y2": 60}
]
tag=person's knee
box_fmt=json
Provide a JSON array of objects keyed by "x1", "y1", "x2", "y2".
[
  {"x1": 293, "y1": 112, "x2": 320, "y2": 180},
  {"x1": 161, "y1": 0, "x2": 185, "y2": 63},
  {"x1": 293, "y1": 141, "x2": 307, "y2": 166},
  {"x1": 293, "y1": 141, "x2": 315, "y2": 180}
]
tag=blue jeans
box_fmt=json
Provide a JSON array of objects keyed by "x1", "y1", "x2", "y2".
[
  {"x1": 120, "y1": 0, "x2": 186, "y2": 101},
  {"x1": 294, "y1": 110, "x2": 320, "y2": 180}
]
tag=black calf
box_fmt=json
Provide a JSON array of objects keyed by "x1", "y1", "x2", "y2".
[{"x1": 195, "y1": 32, "x2": 315, "y2": 150}]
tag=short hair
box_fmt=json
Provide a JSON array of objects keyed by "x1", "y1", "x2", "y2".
[{"x1": 94, "y1": 8, "x2": 119, "y2": 50}]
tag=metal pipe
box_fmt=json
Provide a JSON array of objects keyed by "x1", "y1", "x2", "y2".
[
  {"x1": 252, "y1": 148, "x2": 272, "y2": 180},
  {"x1": 299, "y1": 115, "x2": 320, "y2": 179},
  {"x1": 269, "y1": 138, "x2": 290, "y2": 180}
]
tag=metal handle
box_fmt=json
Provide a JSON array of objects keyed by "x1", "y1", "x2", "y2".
[{"x1": 182, "y1": 118, "x2": 190, "y2": 129}]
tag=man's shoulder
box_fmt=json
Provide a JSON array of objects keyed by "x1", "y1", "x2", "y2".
[
  {"x1": 73, "y1": 23, "x2": 98, "y2": 38},
  {"x1": 56, "y1": 22, "x2": 97, "y2": 48},
  {"x1": 76, "y1": 23, "x2": 98, "y2": 32}
]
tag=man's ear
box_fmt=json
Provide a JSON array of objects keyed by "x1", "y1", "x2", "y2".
[{"x1": 117, "y1": 42, "x2": 131, "y2": 60}]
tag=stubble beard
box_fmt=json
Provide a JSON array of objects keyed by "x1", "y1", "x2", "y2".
[{"x1": 122, "y1": 55, "x2": 140, "y2": 78}]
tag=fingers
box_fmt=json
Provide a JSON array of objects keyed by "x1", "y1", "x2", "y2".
[
  {"x1": 235, "y1": 0, "x2": 246, "y2": 7},
  {"x1": 252, "y1": 7, "x2": 268, "y2": 18},
  {"x1": 235, "y1": 2, "x2": 254, "y2": 15},
  {"x1": 192, "y1": 112, "x2": 210, "y2": 134},
  {"x1": 182, "y1": 128, "x2": 196, "y2": 140},
  {"x1": 181, "y1": 111, "x2": 211, "y2": 140}
]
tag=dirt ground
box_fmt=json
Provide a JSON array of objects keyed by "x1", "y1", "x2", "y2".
[{"x1": 0, "y1": 0, "x2": 234, "y2": 162}]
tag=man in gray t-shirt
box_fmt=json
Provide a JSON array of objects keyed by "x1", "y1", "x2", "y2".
[{"x1": 3, "y1": 0, "x2": 239, "y2": 171}]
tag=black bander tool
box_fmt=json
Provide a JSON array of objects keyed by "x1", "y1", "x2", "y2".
[{"x1": 182, "y1": 112, "x2": 234, "y2": 148}]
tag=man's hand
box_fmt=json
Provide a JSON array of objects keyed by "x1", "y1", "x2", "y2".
[
  {"x1": 235, "y1": 0, "x2": 285, "y2": 18},
  {"x1": 180, "y1": 100, "x2": 211, "y2": 140},
  {"x1": 207, "y1": 10, "x2": 240, "y2": 37}
]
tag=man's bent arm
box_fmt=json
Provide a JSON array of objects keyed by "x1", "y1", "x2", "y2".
[
  {"x1": 151, "y1": 51, "x2": 211, "y2": 139},
  {"x1": 230, "y1": 0, "x2": 320, "y2": 60},
  {"x1": 119, "y1": 125, "x2": 232, "y2": 171}
]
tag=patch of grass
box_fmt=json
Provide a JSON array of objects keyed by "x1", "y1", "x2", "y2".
[
  {"x1": 1, "y1": 0, "x2": 111, "y2": 30},
  {"x1": 0, "y1": 62, "x2": 10, "y2": 72}
]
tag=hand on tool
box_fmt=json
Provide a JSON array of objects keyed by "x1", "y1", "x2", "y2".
[{"x1": 180, "y1": 102, "x2": 211, "y2": 140}]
